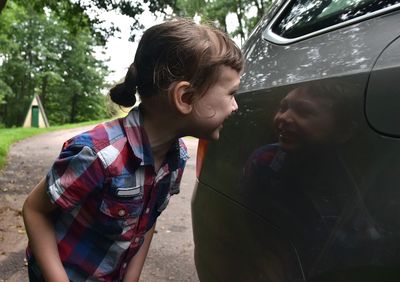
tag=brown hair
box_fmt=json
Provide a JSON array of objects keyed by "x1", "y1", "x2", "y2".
[
  {"x1": 109, "y1": 18, "x2": 244, "y2": 107},
  {"x1": 292, "y1": 79, "x2": 358, "y2": 127}
]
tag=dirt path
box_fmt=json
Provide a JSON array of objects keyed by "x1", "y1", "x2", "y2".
[{"x1": 0, "y1": 126, "x2": 199, "y2": 282}]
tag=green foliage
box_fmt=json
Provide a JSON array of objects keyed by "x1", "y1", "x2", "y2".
[
  {"x1": 1, "y1": 0, "x2": 180, "y2": 42},
  {"x1": 1, "y1": 0, "x2": 269, "y2": 44},
  {"x1": 0, "y1": 1, "x2": 111, "y2": 127},
  {"x1": 0, "y1": 79, "x2": 12, "y2": 105},
  {"x1": 176, "y1": 0, "x2": 273, "y2": 44}
]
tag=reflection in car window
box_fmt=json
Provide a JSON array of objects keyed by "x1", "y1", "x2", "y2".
[{"x1": 272, "y1": 0, "x2": 400, "y2": 39}]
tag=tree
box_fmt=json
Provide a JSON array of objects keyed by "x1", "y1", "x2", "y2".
[
  {"x1": 177, "y1": 0, "x2": 273, "y2": 44},
  {"x1": 0, "y1": 0, "x2": 178, "y2": 42},
  {"x1": 0, "y1": 2, "x2": 37, "y2": 126},
  {"x1": 0, "y1": 0, "x2": 5, "y2": 14},
  {"x1": 0, "y1": 2, "x2": 109, "y2": 126},
  {"x1": 54, "y1": 29, "x2": 109, "y2": 123}
]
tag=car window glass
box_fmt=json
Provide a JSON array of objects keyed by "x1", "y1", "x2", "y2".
[{"x1": 272, "y1": 0, "x2": 400, "y2": 39}]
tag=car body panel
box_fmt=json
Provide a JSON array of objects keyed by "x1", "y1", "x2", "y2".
[
  {"x1": 192, "y1": 181, "x2": 305, "y2": 282},
  {"x1": 192, "y1": 1, "x2": 400, "y2": 281},
  {"x1": 242, "y1": 9, "x2": 400, "y2": 93},
  {"x1": 366, "y1": 36, "x2": 400, "y2": 137}
]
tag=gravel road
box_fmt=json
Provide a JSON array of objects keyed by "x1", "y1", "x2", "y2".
[{"x1": 0, "y1": 125, "x2": 199, "y2": 282}]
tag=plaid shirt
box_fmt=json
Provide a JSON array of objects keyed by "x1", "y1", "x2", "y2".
[{"x1": 27, "y1": 106, "x2": 189, "y2": 281}]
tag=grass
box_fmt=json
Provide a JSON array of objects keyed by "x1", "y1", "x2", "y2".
[{"x1": 0, "y1": 119, "x2": 109, "y2": 170}]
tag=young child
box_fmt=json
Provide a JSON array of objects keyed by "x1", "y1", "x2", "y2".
[{"x1": 22, "y1": 18, "x2": 243, "y2": 282}]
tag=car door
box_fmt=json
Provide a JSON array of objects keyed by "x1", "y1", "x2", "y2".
[
  {"x1": 193, "y1": 0, "x2": 400, "y2": 281},
  {"x1": 366, "y1": 36, "x2": 400, "y2": 137}
]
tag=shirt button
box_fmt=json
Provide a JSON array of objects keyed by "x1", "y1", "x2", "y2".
[
  {"x1": 122, "y1": 263, "x2": 127, "y2": 269},
  {"x1": 134, "y1": 237, "x2": 140, "y2": 243},
  {"x1": 145, "y1": 208, "x2": 150, "y2": 214},
  {"x1": 118, "y1": 209, "x2": 126, "y2": 217}
]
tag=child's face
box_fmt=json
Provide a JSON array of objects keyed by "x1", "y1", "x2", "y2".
[
  {"x1": 273, "y1": 88, "x2": 337, "y2": 152},
  {"x1": 190, "y1": 66, "x2": 240, "y2": 140}
]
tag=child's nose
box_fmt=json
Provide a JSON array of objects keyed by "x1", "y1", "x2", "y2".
[{"x1": 276, "y1": 109, "x2": 294, "y2": 123}]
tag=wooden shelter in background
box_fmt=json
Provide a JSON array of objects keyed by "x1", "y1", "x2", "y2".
[{"x1": 23, "y1": 94, "x2": 49, "y2": 128}]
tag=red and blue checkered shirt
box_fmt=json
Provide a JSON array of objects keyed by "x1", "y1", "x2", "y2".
[{"x1": 27, "y1": 106, "x2": 189, "y2": 281}]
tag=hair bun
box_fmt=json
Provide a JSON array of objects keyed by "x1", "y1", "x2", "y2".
[
  {"x1": 109, "y1": 82, "x2": 137, "y2": 107},
  {"x1": 109, "y1": 63, "x2": 138, "y2": 107}
]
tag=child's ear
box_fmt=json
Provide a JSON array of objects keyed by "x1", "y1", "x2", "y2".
[{"x1": 170, "y1": 81, "x2": 194, "y2": 114}]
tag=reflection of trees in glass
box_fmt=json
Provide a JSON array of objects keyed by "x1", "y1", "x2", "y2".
[
  {"x1": 275, "y1": 0, "x2": 333, "y2": 37},
  {"x1": 273, "y1": 0, "x2": 400, "y2": 39}
]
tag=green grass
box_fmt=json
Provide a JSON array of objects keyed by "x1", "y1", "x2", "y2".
[{"x1": 0, "y1": 119, "x2": 109, "y2": 170}]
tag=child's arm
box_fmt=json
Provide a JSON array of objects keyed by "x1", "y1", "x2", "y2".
[
  {"x1": 22, "y1": 177, "x2": 69, "y2": 282},
  {"x1": 123, "y1": 224, "x2": 156, "y2": 282}
]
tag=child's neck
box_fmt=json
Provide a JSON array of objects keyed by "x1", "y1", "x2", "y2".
[{"x1": 141, "y1": 103, "x2": 178, "y2": 172}]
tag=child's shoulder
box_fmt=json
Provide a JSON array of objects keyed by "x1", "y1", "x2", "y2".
[
  {"x1": 249, "y1": 143, "x2": 281, "y2": 163},
  {"x1": 64, "y1": 118, "x2": 126, "y2": 152}
]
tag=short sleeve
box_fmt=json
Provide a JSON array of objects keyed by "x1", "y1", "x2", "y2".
[
  {"x1": 170, "y1": 167, "x2": 184, "y2": 195},
  {"x1": 46, "y1": 143, "x2": 105, "y2": 211},
  {"x1": 170, "y1": 138, "x2": 189, "y2": 195}
]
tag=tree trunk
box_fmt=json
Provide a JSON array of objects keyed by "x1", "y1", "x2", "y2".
[
  {"x1": 258, "y1": 0, "x2": 265, "y2": 19},
  {"x1": 0, "y1": 0, "x2": 7, "y2": 14},
  {"x1": 41, "y1": 75, "x2": 48, "y2": 108},
  {"x1": 235, "y1": 0, "x2": 246, "y2": 43},
  {"x1": 70, "y1": 93, "x2": 78, "y2": 123},
  {"x1": 2, "y1": 95, "x2": 9, "y2": 126}
]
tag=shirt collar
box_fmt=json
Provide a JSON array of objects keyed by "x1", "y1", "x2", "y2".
[{"x1": 123, "y1": 105, "x2": 189, "y2": 168}]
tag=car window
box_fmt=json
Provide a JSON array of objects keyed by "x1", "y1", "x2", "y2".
[{"x1": 272, "y1": 0, "x2": 400, "y2": 39}]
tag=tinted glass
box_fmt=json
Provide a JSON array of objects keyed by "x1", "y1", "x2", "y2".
[{"x1": 272, "y1": 0, "x2": 400, "y2": 39}]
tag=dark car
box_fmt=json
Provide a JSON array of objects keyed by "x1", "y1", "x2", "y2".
[{"x1": 191, "y1": 0, "x2": 400, "y2": 281}]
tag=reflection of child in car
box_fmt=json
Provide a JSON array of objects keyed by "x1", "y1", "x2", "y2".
[{"x1": 242, "y1": 80, "x2": 383, "y2": 279}]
